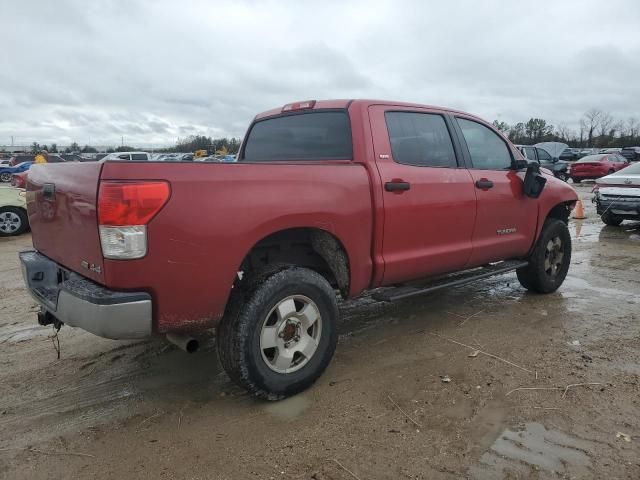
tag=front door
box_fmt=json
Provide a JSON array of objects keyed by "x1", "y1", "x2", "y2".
[
  {"x1": 452, "y1": 116, "x2": 538, "y2": 266},
  {"x1": 369, "y1": 105, "x2": 477, "y2": 285}
]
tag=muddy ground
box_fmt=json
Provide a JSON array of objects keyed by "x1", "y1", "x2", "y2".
[{"x1": 1, "y1": 184, "x2": 638, "y2": 479}]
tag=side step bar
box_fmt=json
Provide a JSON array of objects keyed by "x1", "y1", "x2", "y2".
[{"x1": 372, "y1": 260, "x2": 529, "y2": 302}]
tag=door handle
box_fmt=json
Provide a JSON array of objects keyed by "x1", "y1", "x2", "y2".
[
  {"x1": 475, "y1": 179, "x2": 494, "y2": 190},
  {"x1": 385, "y1": 181, "x2": 411, "y2": 192}
]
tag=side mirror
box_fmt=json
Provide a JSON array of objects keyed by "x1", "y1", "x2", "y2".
[
  {"x1": 512, "y1": 159, "x2": 529, "y2": 170},
  {"x1": 523, "y1": 163, "x2": 547, "y2": 199}
]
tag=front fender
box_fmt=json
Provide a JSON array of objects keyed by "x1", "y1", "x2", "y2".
[{"x1": 532, "y1": 174, "x2": 578, "y2": 245}]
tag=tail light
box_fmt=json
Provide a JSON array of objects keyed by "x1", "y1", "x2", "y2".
[
  {"x1": 98, "y1": 181, "x2": 170, "y2": 259},
  {"x1": 11, "y1": 173, "x2": 26, "y2": 188}
]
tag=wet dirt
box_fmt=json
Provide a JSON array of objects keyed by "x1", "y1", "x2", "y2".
[{"x1": 0, "y1": 184, "x2": 638, "y2": 479}]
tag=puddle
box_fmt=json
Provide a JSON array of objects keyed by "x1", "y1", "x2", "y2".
[
  {"x1": 470, "y1": 422, "x2": 593, "y2": 479},
  {"x1": 263, "y1": 393, "x2": 310, "y2": 420},
  {"x1": 563, "y1": 276, "x2": 640, "y2": 302}
]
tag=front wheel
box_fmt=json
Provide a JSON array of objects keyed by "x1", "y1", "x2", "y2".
[
  {"x1": 0, "y1": 173, "x2": 12, "y2": 183},
  {"x1": 517, "y1": 219, "x2": 571, "y2": 293},
  {"x1": 217, "y1": 266, "x2": 338, "y2": 400},
  {"x1": 601, "y1": 210, "x2": 623, "y2": 226}
]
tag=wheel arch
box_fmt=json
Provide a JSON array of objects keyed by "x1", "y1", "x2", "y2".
[{"x1": 236, "y1": 227, "x2": 351, "y2": 298}]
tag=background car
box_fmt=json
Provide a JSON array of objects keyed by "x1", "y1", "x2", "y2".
[
  {"x1": 621, "y1": 146, "x2": 640, "y2": 161},
  {"x1": 0, "y1": 186, "x2": 29, "y2": 236},
  {"x1": 578, "y1": 148, "x2": 599, "y2": 158},
  {"x1": 559, "y1": 148, "x2": 580, "y2": 161},
  {"x1": 599, "y1": 148, "x2": 622, "y2": 154},
  {"x1": 516, "y1": 145, "x2": 570, "y2": 181},
  {"x1": 0, "y1": 161, "x2": 33, "y2": 182},
  {"x1": 11, "y1": 171, "x2": 28, "y2": 189},
  {"x1": 570, "y1": 154, "x2": 629, "y2": 182},
  {"x1": 102, "y1": 151, "x2": 151, "y2": 161},
  {"x1": 0, "y1": 159, "x2": 10, "y2": 167},
  {"x1": 8, "y1": 154, "x2": 35, "y2": 166},
  {"x1": 593, "y1": 161, "x2": 640, "y2": 225}
]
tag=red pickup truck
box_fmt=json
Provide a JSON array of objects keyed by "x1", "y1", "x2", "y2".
[{"x1": 20, "y1": 99, "x2": 578, "y2": 399}]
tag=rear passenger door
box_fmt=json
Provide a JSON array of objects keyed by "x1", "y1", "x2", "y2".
[
  {"x1": 369, "y1": 105, "x2": 477, "y2": 285},
  {"x1": 452, "y1": 116, "x2": 538, "y2": 266}
]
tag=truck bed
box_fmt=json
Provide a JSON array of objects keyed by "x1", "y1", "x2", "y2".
[{"x1": 26, "y1": 161, "x2": 374, "y2": 332}]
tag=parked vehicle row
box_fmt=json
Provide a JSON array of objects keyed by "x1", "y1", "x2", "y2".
[{"x1": 593, "y1": 161, "x2": 640, "y2": 226}]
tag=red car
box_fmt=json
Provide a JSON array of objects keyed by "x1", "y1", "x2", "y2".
[
  {"x1": 570, "y1": 154, "x2": 630, "y2": 182},
  {"x1": 11, "y1": 171, "x2": 28, "y2": 189},
  {"x1": 20, "y1": 99, "x2": 578, "y2": 399}
]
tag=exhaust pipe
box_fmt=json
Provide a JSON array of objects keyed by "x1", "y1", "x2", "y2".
[{"x1": 166, "y1": 333, "x2": 199, "y2": 353}]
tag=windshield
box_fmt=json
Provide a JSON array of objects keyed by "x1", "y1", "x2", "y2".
[{"x1": 576, "y1": 154, "x2": 606, "y2": 163}]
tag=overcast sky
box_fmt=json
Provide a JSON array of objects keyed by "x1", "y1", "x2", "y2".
[{"x1": 1, "y1": 0, "x2": 639, "y2": 147}]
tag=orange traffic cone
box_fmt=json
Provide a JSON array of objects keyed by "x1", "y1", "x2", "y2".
[{"x1": 572, "y1": 200, "x2": 586, "y2": 220}]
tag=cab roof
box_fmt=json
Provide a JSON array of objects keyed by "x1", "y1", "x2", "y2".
[{"x1": 253, "y1": 99, "x2": 481, "y2": 122}]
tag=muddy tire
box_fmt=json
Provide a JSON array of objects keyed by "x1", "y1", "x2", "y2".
[
  {"x1": 571, "y1": 177, "x2": 581, "y2": 184},
  {"x1": 0, "y1": 207, "x2": 29, "y2": 237},
  {"x1": 517, "y1": 219, "x2": 571, "y2": 293},
  {"x1": 601, "y1": 211, "x2": 623, "y2": 226},
  {"x1": 217, "y1": 266, "x2": 338, "y2": 400}
]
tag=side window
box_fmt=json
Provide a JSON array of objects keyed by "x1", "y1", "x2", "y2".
[
  {"x1": 537, "y1": 148, "x2": 552, "y2": 161},
  {"x1": 456, "y1": 118, "x2": 512, "y2": 170},
  {"x1": 523, "y1": 147, "x2": 536, "y2": 160},
  {"x1": 117, "y1": 154, "x2": 130, "y2": 160},
  {"x1": 385, "y1": 112, "x2": 457, "y2": 167}
]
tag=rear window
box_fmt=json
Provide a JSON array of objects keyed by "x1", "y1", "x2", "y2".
[
  {"x1": 131, "y1": 153, "x2": 148, "y2": 161},
  {"x1": 576, "y1": 155, "x2": 606, "y2": 163},
  {"x1": 242, "y1": 111, "x2": 352, "y2": 161}
]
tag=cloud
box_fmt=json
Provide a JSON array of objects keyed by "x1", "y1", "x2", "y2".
[{"x1": 1, "y1": 0, "x2": 639, "y2": 147}]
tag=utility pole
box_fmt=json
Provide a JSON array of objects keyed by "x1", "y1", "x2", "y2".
[
  {"x1": 121, "y1": 136, "x2": 124, "y2": 147},
  {"x1": 11, "y1": 136, "x2": 14, "y2": 147}
]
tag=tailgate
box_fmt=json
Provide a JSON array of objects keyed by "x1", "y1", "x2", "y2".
[{"x1": 26, "y1": 162, "x2": 105, "y2": 284}]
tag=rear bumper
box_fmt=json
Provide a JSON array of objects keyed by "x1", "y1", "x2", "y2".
[
  {"x1": 19, "y1": 250, "x2": 152, "y2": 339},
  {"x1": 571, "y1": 172, "x2": 605, "y2": 180}
]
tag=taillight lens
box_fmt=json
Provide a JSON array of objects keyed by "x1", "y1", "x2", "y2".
[{"x1": 98, "y1": 181, "x2": 170, "y2": 259}]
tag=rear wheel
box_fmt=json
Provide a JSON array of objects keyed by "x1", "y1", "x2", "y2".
[
  {"x1": 556, "y1": 172, "x2": 569, "y2": 182},
  {"x1": 217, "y1": 266, "x2": 338, "y2": 400},
  {"x1": 0, "y1": 207, "x2": 28, "y2": 237},
  {"x1": 601, "y1": 211, "x2": 623, "y2": 226},
  {"x1": 571, "y1": 177, "x2": 581, "y2": 183},
  {"x1": 517, "y1": 219, "x2": 571, "y2": 293}
]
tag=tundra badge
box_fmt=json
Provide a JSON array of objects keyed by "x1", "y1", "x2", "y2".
[{"x1": 496, "y1": 227, "x2": 517, "y2": 235}]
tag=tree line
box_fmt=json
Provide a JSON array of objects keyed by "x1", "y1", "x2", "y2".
[{"x1": 492, "y1": 109, "x2": 640, "y2": 148}]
